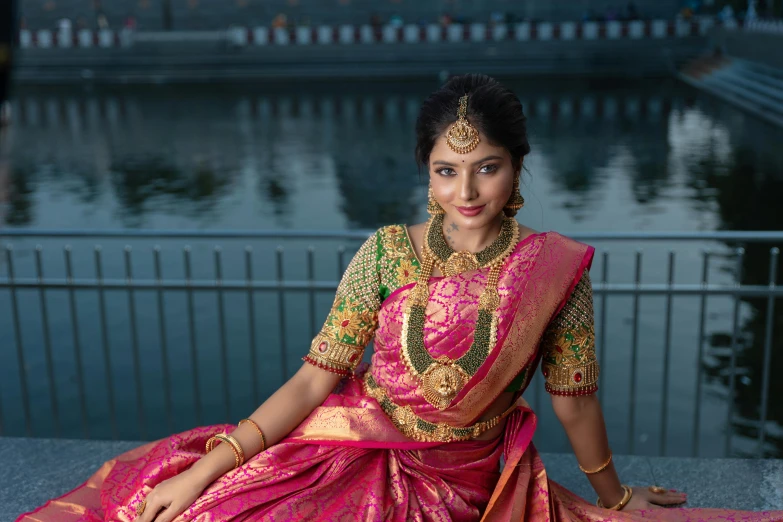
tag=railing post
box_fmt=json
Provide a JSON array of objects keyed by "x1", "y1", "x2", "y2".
[
  {"x1": 245, "y1": 246, "x2": 259, "y2": 406},
  {"x1": 660, "y1": 251, "x2": 675, "y2": 456},
  {"x1": 214, "y1": 246, "x2": 231, "y2": 422},
  {"x1": 65, "y1": 245, "x2": 90, "y2": 438},
  {"x1": 125, "y1": 245, "x2": 146, "y2": 439},
  {"x1": 154, "y1": 246, "x2": 173, "y2": 434},
  {"x1": 276, "y1": 247, "x2": 288, "y2": 380},
  {"x1": 598, "y1": 251, "x2": 609, "y2": 406},
  {"x1": 184, "y1": 246, "x2": 203, "y2": 425},
  {"x1": 758, "y1": 247, "x2": 779, "y2": 456},
  {"x1": 726, "y1": 247, "x2": 745, "y2": 457},
  {"x1": 5, "y1": 245, "x2": 32, "y2": 436},
  {"x1": 36, "y1": 245, "x2": 61, "y2": 437},
  {"x1": 692, "y1": 250, "x2": 710, "y2": 457},
  {"x1": 628, "y1": 250, "x2": 642, "y2": 453}
]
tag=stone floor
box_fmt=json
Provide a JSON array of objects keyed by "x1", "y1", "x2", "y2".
[{"x1": 2, "y1": 436, "x2": 783, "y2": 521}]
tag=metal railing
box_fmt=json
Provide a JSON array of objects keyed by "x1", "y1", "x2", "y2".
[{"x1": 0, "y1": 229, "x2": 781, "y2": 458}]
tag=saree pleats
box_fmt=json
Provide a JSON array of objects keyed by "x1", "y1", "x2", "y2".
[{"x1": 19, "y1": 422, "x2": 503, "y2": 522}]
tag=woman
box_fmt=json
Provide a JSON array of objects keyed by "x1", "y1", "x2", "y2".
[{"x1": 18, "y1": 75, "x2": 783, "y2": 522}]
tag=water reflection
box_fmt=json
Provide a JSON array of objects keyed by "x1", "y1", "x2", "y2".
[
  {"x1": 110, "y1": 155, "x2": 232, "y2": 224},
  {"x1": 4, "y1": 80, "x2": 704, "y2": 231}
]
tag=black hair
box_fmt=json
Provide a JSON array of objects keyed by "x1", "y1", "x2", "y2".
[{"x1": 415, "y1": 74, "x2": 531, "y2": 172}]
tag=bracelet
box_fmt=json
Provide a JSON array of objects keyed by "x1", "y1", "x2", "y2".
[
  {"x1": 578, "y1": 451, "x2": 613, "y2": 474},
  {"x1": 205, "y1": 434, "x2": 245, "y2": 469},
  {"x1": 597, "y1": 485, "x2": 633, "y2": 511},
  {"x1": 239, "y1": 418, "x2": 267, "y2": 452}
]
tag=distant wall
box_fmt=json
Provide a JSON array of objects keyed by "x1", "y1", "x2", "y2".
[
  {"x1": 13, "y1": 37, "x2": 705, "y2": 83},
  {"x1": 19, "y1": 0, "x2": 684, "y2": 31}
]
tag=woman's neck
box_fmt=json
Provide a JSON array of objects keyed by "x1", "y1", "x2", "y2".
[{"x1": 442, "y1": 213, "x2": 505, "y2": 253}]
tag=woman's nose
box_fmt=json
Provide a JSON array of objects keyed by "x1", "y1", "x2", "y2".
[{"x1": 459, "y1": 174, "x2": 477, "y2": 202}]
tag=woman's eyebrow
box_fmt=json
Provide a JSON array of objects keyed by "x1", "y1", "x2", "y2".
[{"x1": 431, "y1": 155, "x2": 503, "y2": 166}]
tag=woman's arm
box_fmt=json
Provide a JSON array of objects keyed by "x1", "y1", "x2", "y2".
[
  {"x1": 543, "y1": 270, "x2": 686, "y2": 511},
  {"x1": 188, "y1": 363, "x2": 341, "y2": 486},
  {"x1": 552, "y1": 393, "x2": 688, "y2": 511},
  {"x1": 551, "y1": 394, "x2": 624, "y2": 506}
]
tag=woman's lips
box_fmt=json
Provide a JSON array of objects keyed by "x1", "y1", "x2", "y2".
[{"x1": 456, "y1": 205, "x2": 485, "y2": 217}]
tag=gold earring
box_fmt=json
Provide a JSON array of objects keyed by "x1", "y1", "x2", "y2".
[
  {"x1": 427, "y1": 185, "x2": 446, "y2": 216},
  {"x1": 504, "y1": 176, "x2": 525, "y2": 217}
]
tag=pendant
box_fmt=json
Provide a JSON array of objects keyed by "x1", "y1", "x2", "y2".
[
  {"x1": 420, "y1": 357, "x2": 470, "y2": 410},
  {"x1": 444, "y1": 251, "x2": 479, "y2": 277}
]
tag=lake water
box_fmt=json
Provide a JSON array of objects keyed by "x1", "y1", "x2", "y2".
[{"x1": 1, "y1": 78, "x2": 782, "y2": 458}]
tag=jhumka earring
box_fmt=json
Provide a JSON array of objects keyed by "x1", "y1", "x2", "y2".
[
  {"x1": 503, "y1": 175, "x2": 525, "y2": 217},
  {"x1": 427, "y1": 184, "x2": 446, "y2": 216}
]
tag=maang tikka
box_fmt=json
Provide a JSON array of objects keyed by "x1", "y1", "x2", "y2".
[{"x1": 446, "y1": 95, "x2": 480, "y2": 154}]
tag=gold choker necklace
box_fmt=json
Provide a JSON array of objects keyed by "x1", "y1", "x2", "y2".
[
  {"x1": 401, "y1": 214, "x2": 520, "y2": 409},
  {"x1": 424, "y1": 213, "x2": 519, "y2": 277}
]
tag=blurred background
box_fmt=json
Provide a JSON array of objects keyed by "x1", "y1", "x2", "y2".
[{"x1": 1, "y1": 0, "x2": 783, "y2": 461}]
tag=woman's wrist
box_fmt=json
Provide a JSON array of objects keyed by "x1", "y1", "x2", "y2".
[
  {"x1": 597, "y1": 485, "x2": 633, "y2": 511},
  {"x1": 189, "y1": 445, "x2": 235, "y2": 486},
  {"x1": 597, "y1": 485, "x2": 626, "y2": 508}
]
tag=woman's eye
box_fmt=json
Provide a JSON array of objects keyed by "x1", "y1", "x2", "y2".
[
  {"x1": 437, "y1": 168, "x2": 455, "y2": 176},
  {"x1": 479, "y1": 164, "x2": 498, "y2": 173}
]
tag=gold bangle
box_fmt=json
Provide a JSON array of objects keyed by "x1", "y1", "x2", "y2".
[
  {"x1": 205, "y1": 435, "x2": 219, "y2": 453},
  {"x1": 216, "y1": 434, "x2": 245, "y2": 468},
  {"x1": 205, "y1": 434, "x2": 245, "y2": 469},
  {"x1": 239, "y1": 418, "x2": 267, "y2": 451},
  {"x1": 206, "y1": 435, "x2": 237, "y2": 467},
  {"x1": 597, "y1": 485, "x2": 633, "y2": 511},
  {"x1": 579, "y1": 451, "x2": 612, "y2": 474}
]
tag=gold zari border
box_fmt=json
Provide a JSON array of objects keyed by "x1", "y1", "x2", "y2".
[
  {"x1": 363, "y1": 372, "x2": 512, "y2": 442},
  {"x1": 542, "y1": 359, "x2": 599, "y2": 396},
  {"x1": 304, "y1": 331, "x2": 365, "y2": 374}
]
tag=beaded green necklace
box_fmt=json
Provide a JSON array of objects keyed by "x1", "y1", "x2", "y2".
[{"x1": 401, "y1": 214, "x2": 520, "y2": 409}]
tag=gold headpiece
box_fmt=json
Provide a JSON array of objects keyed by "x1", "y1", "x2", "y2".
[{"x1": 445, "y1": 95, "x2": 480, "y2": 154}]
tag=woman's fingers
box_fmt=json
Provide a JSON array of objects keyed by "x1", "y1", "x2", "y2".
[
  {"x1": 651, "y1": 489, "x2": 688, "y2": 506},
  {"x1": 136, "y1": 491, "x2": 166, "y2": 522}
]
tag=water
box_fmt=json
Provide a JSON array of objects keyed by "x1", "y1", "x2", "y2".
[{"x1": 1, "y1": 78, "x2": 782, "y2": 458}]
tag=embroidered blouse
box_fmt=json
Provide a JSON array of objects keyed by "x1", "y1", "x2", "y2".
[{"x1": 303, "y1": 225, "x2": 599, "y2": 396}]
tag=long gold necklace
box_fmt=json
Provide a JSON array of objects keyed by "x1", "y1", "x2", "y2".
[{"x1": 401, "y1": 214, "x2": 520, "y2": 409}]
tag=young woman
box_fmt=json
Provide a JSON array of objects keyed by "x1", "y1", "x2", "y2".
[{"x1": 19, "y1": 74, "x2": 783, "y2": 522}]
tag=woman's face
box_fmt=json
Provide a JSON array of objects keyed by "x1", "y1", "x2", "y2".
[{"x1": 428, "y1": 131, "x2": 516, "y2": 230}]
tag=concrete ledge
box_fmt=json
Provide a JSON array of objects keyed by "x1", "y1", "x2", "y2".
[{"x1": 1, "y1": 437, "x2": 782, "y2": 521}]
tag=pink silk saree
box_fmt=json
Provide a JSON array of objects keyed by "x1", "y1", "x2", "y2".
[{"x1": 18, "y1": 232, "x2": 783, "y2": 522}]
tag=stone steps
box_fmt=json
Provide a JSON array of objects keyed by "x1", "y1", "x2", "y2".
[{"x1": 679, "y1": 55, "x2": 783, "y2": 128}]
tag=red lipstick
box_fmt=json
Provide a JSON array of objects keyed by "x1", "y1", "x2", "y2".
[{"x1": 456, "y1": 205, "x2": 485, "y2": 217}]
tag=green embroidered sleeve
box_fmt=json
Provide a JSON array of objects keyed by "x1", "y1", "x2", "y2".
[
  {"x1": 303, "y1": 232, "x2": 382, "y2": 376},
  {"x1": 540, "y1": 271, "x2": 600, "y2": 396},
  {"x1": 303, "y1": 225, "x2": 421, "y2": 376}
]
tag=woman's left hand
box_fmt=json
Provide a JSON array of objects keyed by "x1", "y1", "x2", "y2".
[{"x1": 622, "y1": 486, "x2": 687, "y2": 511}]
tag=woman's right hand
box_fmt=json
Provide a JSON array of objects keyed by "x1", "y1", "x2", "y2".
[{"x1": 135, "y1": 468, "x2": 209, "y2": 522}]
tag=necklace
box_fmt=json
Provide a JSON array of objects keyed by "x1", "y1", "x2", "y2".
[
  {"x1": 424, "y1": 213, "x2": 519, "y2": 277},
  {"x1": 401, "y1": 214, "x2": 520, "y2": 409}
]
